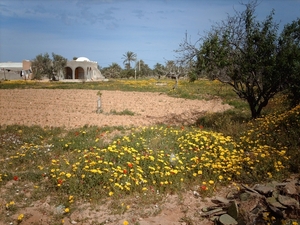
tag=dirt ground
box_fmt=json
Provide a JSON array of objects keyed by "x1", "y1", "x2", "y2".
[
  {"x1": 1, "y1": 179, "x2": 232, "y2": 225},
  {"x1": 0, "y1": 89, "x2": 233, "y2": 225},
  {"x1": 0, "y1": 89, "x2": 231, "y2": 129}
]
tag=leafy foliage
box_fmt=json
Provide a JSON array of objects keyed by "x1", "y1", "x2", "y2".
[
  {"x1": 198, "y1": 2, "x2": 280, "y2": 118},
  {"x1": 0, "y1": 80, "x2": 299, "y2": 224},
  {"x1": 179, "y1": 1, "x2": 300, "y2": 119},
  {"x1": 101, "y1": 63, "x2": 123, "y2": 79},
  {"x1": 278, "y1": 19, "x2": 300, "y2": 107},
  {"x1": 135, "y1": 60, "x2": 152, "y2": 77},
  {"x1": 31, "y1": 53, "x2": 52, "y2": 80},
  {"x1": 153, "y1": 63, "x2": 165, "y2": 78},
  {"x1": 122, "y1": 51, "x2": 137, "y2": 70},
  {"x1": 31, "y1": 52, "x2": 67, "y2": 80}
]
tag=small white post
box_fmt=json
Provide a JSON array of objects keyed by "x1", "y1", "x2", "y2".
[{"x1": 96, "y1": 97, "x2": 101, "y2": 114}]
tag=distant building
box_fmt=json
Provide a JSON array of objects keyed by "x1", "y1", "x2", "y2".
[
  {"x1": 64, "y1": 57, "x2": 104, "y2": 80},
  {"x1": 0, "y1": 60, "x2": 32, "y2": 80},
  {"x1": 0, "y1": 57, "x2": 105, "y2": 81}
]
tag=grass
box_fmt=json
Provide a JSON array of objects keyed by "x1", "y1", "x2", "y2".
[
  {"x1": 0, "y1": 78, "x2": 299, "y2": 224},
  {"x1": 109, "y1": 109, "x2": 135, "y2": 116},
  {"x1": 0, "y1": 78, "x2": 245, "y2": 107}
]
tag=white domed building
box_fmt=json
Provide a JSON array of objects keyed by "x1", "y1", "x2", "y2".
[{"x1": 64, "y1": 57, "x2": 104, "y2": 81}]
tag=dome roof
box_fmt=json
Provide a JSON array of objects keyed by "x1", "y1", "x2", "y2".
[{"x1": 76, "y1": 57, "x2": 90, "y2": 62}]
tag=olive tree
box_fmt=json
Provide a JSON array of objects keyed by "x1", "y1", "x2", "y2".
[
  {"x1": 178, "y1": 1, "x2": 300, "y2": 118},
  {"x1": 31, "y1": 53, "x2": 52, "y2": 80},
  {"x1": 51, "y1": 53, "x2": 67, "y2": 80},
  {"x1": 31, "y1": 53, "x2": 67, "y2": 80},
  {"x1": 277, "y1": 19, "x2": 300, "y2": 107}
]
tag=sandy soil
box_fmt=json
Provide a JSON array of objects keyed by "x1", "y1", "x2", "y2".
[
  {"x1": 0, "y1": 89, "x2": 231, "y2": 129},
  {"x1": 0, "y1": 89, "x2": 232, "y2": 225}
]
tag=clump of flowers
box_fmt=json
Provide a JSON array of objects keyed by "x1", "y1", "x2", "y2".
[
  {"x1": 5, "y1": 201, "x2": 16, "y2": 210},
  {"x1": 17, "y1": 213, "x2": 24, "y2": 223},
  {"x1": 4, "y1": 119, "x2": 293, "y2": 202},
  {"x1": 237, "y1": 105, "x2": 300, "y2": 181},
  {"x1": 45, "y1": 124, "x2": 289, "y2": 197}
]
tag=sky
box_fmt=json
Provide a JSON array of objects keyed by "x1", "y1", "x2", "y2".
[{"x1": 0, "y1": 0, "x2": 299, "y2": 69}]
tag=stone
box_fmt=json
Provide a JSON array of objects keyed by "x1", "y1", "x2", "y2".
[{"x1": 218, "y1": 214, "x2": 238, "y2": 225}]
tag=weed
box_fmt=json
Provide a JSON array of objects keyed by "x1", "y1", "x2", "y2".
[
  {"x1": 109, "y1": 109, "x2": 135, "y2": 116},
  {"x1": 0, "y1": 79, "x2": 299, "y2": 224}
]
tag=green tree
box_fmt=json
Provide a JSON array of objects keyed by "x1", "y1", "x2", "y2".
[
  {"x1": 122, "y1": 51, "x2": 137, "y2": 70},
  {"x1": 32, "y1": 53, "x2": 67, "y2": 80},
  {"x1": 102, "y1": 63, "x2": 122, "y2": 79},
  {"x1": 31, "y1": 53, "x2": 52, "y2": 80},
  {"x1": 153, "y1": 63, "x2": 165, "y2": 78},
  {"x1": 277, "y1": 19, "x2": 300, "y2": 107},
  {"x1": 135, "y1": 60, "x2": 152, "y2": 77},
  {"x1": 52, "y1": 53, "x2": 67, "y2": 81},
  {"x1": 120, "y1": 69, "x2": 135, "y2": 79},
  {"x1": 185, "y1": 1, "x2": 299, "y2": 118}
]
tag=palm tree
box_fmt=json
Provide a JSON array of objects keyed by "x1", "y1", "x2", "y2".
[{"x1": 122, "y1": 51, "x2": 137, "y2": 70}]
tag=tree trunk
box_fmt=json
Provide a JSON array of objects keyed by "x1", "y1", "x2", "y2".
[{"x1": 247, "y1": 97, "x2": 259, "y2": 119}]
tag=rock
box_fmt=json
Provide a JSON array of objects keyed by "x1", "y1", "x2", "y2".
[
  {"x1": 268, "y1": 204, "x2": 284, "y2": 217},
  {"x1": 193, "y1": 191, "x2": 200, "y2": 198},
  {"x1": 239, "y1": 193, "x2": 261, "y2": 212},
  {"x1": 210, "y1": 216, "x2": 218, "y2": 222},
  {"x1": 266, "y1": 197, "x2": 287, "y2": 209},
  {"x1": 226, "y1": 190, "x2": 239, "y2": 200},
  {"x1": 211, "y1": 196, "x2": 230, "y2": 206},
  {"x1": 283, "y1": 181, "x2": 298, "y2": 196},
  {"x1": 218, "y1": 214, "x2": 238, "y2": 225},
  {"x1": 240, "y1": 192, "x2": 251, "y2": 201},
  {"x1": 241, "y1": 184, "x2": 260, "y2": 194},
  {"x1": 227, "y1": 201, "x2": 239, "y2": 220},
  {"x1": 254, "y1": 184, "x2": 274, "y2": 195},
  {"x1": 272, "y1": 190, "x2": 279, "y2": 199},
  {"x1": 202, "y1": 205, "x2": 221, "y2": 212},
  {"x1": 54, "y1": 204, "x2": 65, "y2": 215},
  {"x1": 278, "y1": 194, "x2": 300, "y2": 209},
  {"x1": 200, "y1": 207, "x2": 224, "y2": 217}
]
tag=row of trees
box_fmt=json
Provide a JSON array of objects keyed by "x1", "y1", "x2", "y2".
[
  {"x1": 101, "y1": 52, "x2": 187, "y2": 79},
  {"x1": 177, "y1": 1, "x2": 300, "y2": 118},
  {"x1": 30, "y1": 1, "x2": 299, "y2": 120},
  {"x1": 31, "y1": 51, "x2": 188, "y2": 80}
]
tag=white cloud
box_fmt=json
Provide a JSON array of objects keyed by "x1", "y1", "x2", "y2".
[{"x1": 1, "y1": 0, "x2": 300, "y2": 68}]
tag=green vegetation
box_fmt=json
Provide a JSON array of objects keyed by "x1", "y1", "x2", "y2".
[
  {"x1": 31, "y1": 52, "x2": 67, "y2": 80},
  {"x1": 0, "y1": 79, "x2": 299, "y2": 224},
  {"x1": 178, "y1": 1, "x2": 300, "y2": 119},
  {"x1": 109, "y1": 109, "x2": 135, "y2": 116},
  {"x1": 0, "y1": 79, "x2": 245, "y2": 107}
]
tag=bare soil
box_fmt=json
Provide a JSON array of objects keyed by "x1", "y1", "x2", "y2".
[
  {"x1": 0, "y1": 89, "x2": 231, "y2": 129},
  {"x1": 0, "y1": 89, "x2": 233, "y2": 225}
]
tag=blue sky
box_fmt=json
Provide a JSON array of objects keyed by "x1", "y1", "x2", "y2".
[{"x1": 0, "y1": 0, "x2": 299, "y2": 69}]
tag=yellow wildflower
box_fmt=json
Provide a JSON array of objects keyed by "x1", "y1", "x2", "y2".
[{"x1": 17, "y1": 213, "x2": 24, "y2": 221}]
